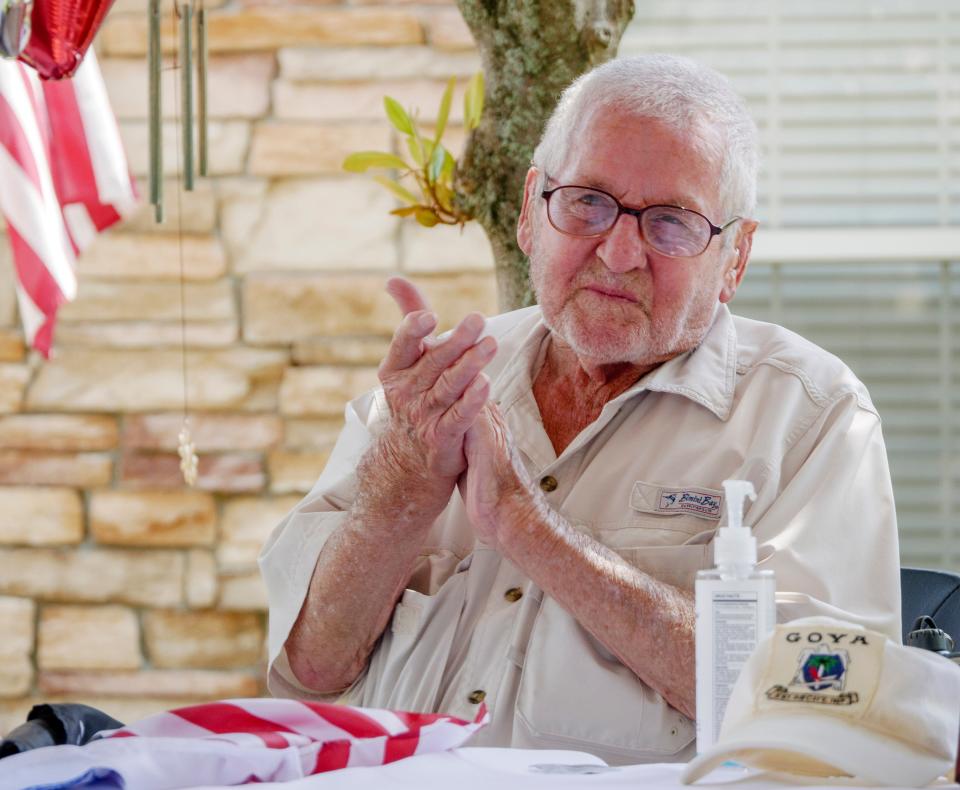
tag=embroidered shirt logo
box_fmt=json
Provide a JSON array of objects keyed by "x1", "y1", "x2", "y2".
[{"x1": 657, "y1": 488, "x2": 722, "y2": 518}]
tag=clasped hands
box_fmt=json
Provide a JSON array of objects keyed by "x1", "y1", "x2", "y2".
[{"x1": 375, "y1": 277, "x2": 533, "y2": 550}]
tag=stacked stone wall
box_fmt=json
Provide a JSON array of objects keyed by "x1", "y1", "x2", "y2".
[{"x1": 0, "y1": 0, "x2": 496, "y2": 733}]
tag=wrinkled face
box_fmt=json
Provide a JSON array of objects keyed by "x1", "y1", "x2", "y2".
[{"x1": 518, "y1": 112, "x2": 753, "y2": 368}]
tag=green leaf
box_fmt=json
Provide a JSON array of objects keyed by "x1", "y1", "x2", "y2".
[
  {"x1": 435, "y1": 182, "x2": 454, "y2": 213},
  {"x1": 415, "y1": 207, "x2": 440, "y2": 227},
  {"x1": 441, "y1": 148, "x2": 456, "y2": 180},
  {"x1": 406, "y1": 136, "x2": 425, "y2": 167},
  {"x1": 464, "y1": 71, "x2": 484, "y2": 131},
  {"x1": 374, "y1": 176, "x2": 419, "y2": 205},
  {"x1": 433, "y1": 77, "x2": 456, "y2": 145},
  {"x1": 384, "y1": 96, "x2": 414, "y2": 135},
  {"x1": 428, "y1": 143, "x2": 446, "y2": 182},
  {"x1": 342, "y1": 151, "x2": 409, "y2": 173}
]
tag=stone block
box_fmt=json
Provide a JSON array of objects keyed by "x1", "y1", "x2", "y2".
[
  {"x1": 248, "y1": 122, "x2": 389, "y2": 177},
  {"x1": 427, "y1": 7, "x2": 476, "y2": 51},
  {"x1": 119, "y1": 452, "x2": 266, "y2": 493},
  {"x1": 401, "y1": 221, "x2": 495, "y2": 272},
  {"x1": 186, "y1": 549, "x2": 217, "y2": 608},
  {"x1": 217, "y1": 496, "x2": 300, "y2": 573},
  {"x1": 273, "y1": 79, "x2": 463, "y2": 123},
  {"x1": 124, "y1": 413, "x2": 283, "y2": 452},
  {"x1": 101, "y1": 8, "x2": 423, "y2": 55},
  {"x1": 26, "y1": 348, "x2": 285, "y2": 412},
  {"x1": 279, "y1": 367, "x2": 380, "y2": 417},
  {"x1": 0, "y1": 451, "x2": 112, "y2": 487},
  {"x1": 59, "y1": 280, "x2": 234, "y2": 323},
  {"x1": 277, "y1": 46, "x2": 479, "y2": 81},
  {"x1": 0, "y1": 329, "x2": 24, "y2": 362},
  {"x1": 77, "y1": 233, "x2": 226, "y2": 281},
  {"x1": 0, "y1": 547, "x2": 184, "y2": 606},
  {"x1": 38, "y1": 605, "x2": 142, "y2": 671},
  {"x1": 282, "y1": 418, "x2": 343, "y2": 451},
  {"x1": 0, "y1": 241, "x2": 17, "y2": 328},
  {"x1": 268, "y1": 450, "x2": 329, "y2": 495},
  {"x1": 119, "y1": 120, "x2": 249, "y2": 178},
  {"x1": 243, "y1": 274, "x2": 397, "y2": 343},
  {"x1": 0, "y1": 415, "x2": 118, "y2": 451},
  {"x1": 120, "y1": 180, "x2": 217, "y2": 233},
  {"x1": 0, "y1": 365, "x2": 29, "y2": 413},
  {"x1": 292, "y1": 337, "x2": 390, "y2": 367},
  {"x1": 90, "y1": 490, "x2": 217, "y2": 547},
  {"x1": 0, "y1": 488, "x2": 83, "y2": 545},
  {"x1": 218, "y1": 571, "x2": 268, "y2": 611},
  {"x1": 0, "y1": 597, "x2": 34, "y2": 698},
  {"x1": 56, "y1": 321, "x2": 238, "y2": 349},
  {"x1": 101, "y1": 55, "x2": 274, "y2": 120},
  {"x1": 38, "y1": 669, "x2": 259, "y2": 699},
  {"x1": 226, "y1": 179, "x2": 396, "y2": 272},
  {"x1": 144, "y1": 610, "x2": 264, "y2": 669}
]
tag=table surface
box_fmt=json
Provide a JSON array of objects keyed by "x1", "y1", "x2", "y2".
[{"x1": 185, "y1": 748, "x2": 959, "y2": 790}]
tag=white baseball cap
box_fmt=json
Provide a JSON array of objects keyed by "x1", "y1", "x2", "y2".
[{"x1": 682, "y1": 617, "x2": 960, "y2": 787}]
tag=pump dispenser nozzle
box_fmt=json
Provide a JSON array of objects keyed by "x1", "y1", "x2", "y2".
[{"x1": 714, "y1": 479, "x2": 758, "y2": 569}]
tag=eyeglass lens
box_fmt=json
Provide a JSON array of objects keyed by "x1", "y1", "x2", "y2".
[{"x1": 547, "y1": 186, "x2": 711, "y2": 258}]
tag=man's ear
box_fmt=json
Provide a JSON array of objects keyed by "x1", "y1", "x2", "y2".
[
  {"x1": 719, "y1": 219, "x2": 758, "y2": 304},
  {"x1": 516, "y1": 167, "x2": 541, "y2": 255}
]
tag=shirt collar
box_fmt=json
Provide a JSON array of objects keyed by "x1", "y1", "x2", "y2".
[{"x1": 492, "y1": 302, "x2": 738, "y2": 424}]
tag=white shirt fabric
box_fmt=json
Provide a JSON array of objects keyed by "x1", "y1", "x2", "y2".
[{"x1": 259, "y1": 304, "x2": 901, "y2": 766}]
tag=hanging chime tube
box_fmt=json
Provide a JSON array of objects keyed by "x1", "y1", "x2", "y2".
[
  {"x1": 148, "y1": 0, "x2": 163, "y2": 221},
  {"x1": 197, "y1": 1, "x2": 208, "y2": 177},
  {"x1": 180, "y1": 0, "x2": 194, "y2": 191}
]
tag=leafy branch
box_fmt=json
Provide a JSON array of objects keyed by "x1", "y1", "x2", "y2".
[{"x1": 342, "y1": 72, "x2": 484, "y2": 228}]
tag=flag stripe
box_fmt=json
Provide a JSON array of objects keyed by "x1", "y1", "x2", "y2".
[{"x1": 170, "y1": 702, "x2": 296, "y2": 749}]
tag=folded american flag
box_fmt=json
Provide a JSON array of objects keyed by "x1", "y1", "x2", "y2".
[{"x1": 0, "y1": 698, "x2": 489, "y2": 789}]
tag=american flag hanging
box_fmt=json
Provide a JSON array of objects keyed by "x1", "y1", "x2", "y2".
[
  {"x1": 0, "y1": 48, "x2": 137, "y2": 358},
  {"x1": 0, "y1": 698, "x2": 490, "y2": 789}
]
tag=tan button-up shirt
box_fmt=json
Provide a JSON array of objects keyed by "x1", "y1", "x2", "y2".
[{"x1": 259, "y1": 304, "x2": 901, "y2": 765}]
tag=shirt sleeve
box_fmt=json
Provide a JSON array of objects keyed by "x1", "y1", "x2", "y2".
[
  {"x1": 753, "y1": 392, "x2": 902, "y2": 642},
  {"x1": 257, "y1": 388, "x2": 386, "y2": 698}
]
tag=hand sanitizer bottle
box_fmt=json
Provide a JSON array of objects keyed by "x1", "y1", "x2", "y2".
[{"x1": 695, "y1": 479, "x2": 775, "y2": 753}]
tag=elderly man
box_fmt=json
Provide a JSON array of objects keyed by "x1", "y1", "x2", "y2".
[{"x1": 260, "y1": 54, "x2": 900, "y2": 763}]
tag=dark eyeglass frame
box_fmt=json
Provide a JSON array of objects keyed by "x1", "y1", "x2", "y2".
[{"x1": 540, "y1": 183, "x2": 741, "y2": 258}]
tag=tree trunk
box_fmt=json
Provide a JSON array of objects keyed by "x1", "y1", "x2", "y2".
[{"x1": 454, "y1": 0, "x2": 635, "y2": 312}]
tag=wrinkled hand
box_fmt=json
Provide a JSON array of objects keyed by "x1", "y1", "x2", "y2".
[
  {"x1": 460, "y1": 403, "x2": 535, "y2": 550},
  {"x1": 377, "y1": 276, "x2": 497, "y2": 496}
]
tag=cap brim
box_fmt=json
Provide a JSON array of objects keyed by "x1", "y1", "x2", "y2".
[{"x1": 681, "y1": 713, "x2": 950, "y2": 787}]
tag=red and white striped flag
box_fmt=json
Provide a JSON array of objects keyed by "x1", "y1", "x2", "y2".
[
  {"x1": 0, "y1": 698, "x2": 489, "y2": 788},
  {"x1": 0, "y1": 49, "x2": 137, "y2": 358}
]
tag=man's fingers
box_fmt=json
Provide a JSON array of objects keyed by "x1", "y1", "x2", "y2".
[
  {"x1": 437, "y1": 373, "x2": 490, "y2": 437},
  {"x1": 379, "y1": 309, "x2": 438, "y2": 375},
  {"x1": 427, "y1": 335, "x2": 497, "y2": 409},
  {"x1": 386, "y1": 276, "x2": 432, "y2": 317}
]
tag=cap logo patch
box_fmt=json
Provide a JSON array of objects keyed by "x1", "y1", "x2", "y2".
[{"x1": 765, "y1": 644, "x2": 860, "y2": 705}]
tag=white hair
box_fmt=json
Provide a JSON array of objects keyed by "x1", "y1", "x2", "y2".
[{"x1": 532, "y1": 54, "x2": 759, "y2": 221}]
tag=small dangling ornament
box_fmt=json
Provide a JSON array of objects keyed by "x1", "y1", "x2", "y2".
[{"x1": 177, "y1": 419, "x2": 199, "y2": 487}]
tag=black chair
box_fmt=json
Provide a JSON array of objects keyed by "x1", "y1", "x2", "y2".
[{"x1": 900, "y1": 566, "x2": 960, "y2": 644}]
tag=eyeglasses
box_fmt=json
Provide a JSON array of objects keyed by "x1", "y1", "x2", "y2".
[{"x1": 540, "y1": 184, "x2": 740, "y2": 258}]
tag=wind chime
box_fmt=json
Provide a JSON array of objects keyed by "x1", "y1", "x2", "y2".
[
  {"x1": 0, "y1": 0, "x2": 209, "y2": 487},
  {"x1": 148, "y1": 0, "x2": 209, "y2": 486}
]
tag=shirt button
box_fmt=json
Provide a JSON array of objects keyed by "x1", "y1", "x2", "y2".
[
  {"x1": 504, "y1": 587, "x2": 523, "y2": 603},
  {"x1": 539, "y1": 475, "x2": 558, "y2": 492},
  {"x1": 467, "y1": 689, "x2": 486, "y2": 704}
]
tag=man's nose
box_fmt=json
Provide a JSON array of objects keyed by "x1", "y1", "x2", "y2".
[{"x1": 595, "y1": 212, "x2": 649, "y2": 273}]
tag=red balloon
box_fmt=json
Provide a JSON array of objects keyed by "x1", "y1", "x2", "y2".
[{"x1": 19, "y1": 0, "x2": 117, "y2": 80}]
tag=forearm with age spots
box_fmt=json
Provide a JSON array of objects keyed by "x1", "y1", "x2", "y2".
[
  {"x1": 285, "y1": 430, "x2": 455, "y2": 694},
  {"x1": 501, "y1": 490, "x2": 697, "y2": 719}
]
